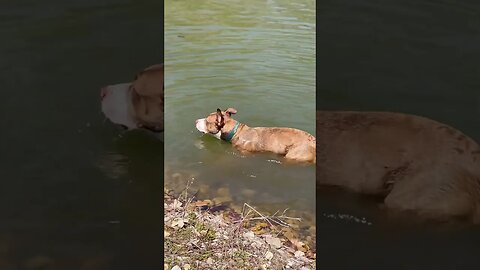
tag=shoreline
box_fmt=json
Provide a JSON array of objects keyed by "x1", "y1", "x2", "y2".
[{"x1": 164, "y1": 188, "x2": 316, "y2": 270}]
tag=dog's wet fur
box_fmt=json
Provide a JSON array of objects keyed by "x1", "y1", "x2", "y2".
[{"x1": 316, "y1": 110, "x2": 480, "y2": 224}]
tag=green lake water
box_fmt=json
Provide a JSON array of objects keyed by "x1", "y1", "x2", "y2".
[
  {"x1": 164, "y1": 0, "x2": 316, "y2": 231},
  {"x1": 1, "y1": 1, "x2": 163, "y2": 268}
]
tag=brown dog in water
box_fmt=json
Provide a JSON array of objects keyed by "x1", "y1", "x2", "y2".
[
  {"x1": 316, "y1": 110, "x2": 480, "y2": 223},
  {"x1": 100, "y1": 64, "x2": 164, "y2": 134},
  {"x1": 195, "y1": 108, "x2": 316, "y2": 163}
]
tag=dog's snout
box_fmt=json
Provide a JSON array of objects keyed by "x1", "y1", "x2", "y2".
[{"x1": 100, "y1": 87, "x2": 108, "y2": 100}]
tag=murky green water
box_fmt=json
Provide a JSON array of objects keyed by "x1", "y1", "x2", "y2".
[
  {"x1": 1, "y1": 1, "x2": 162, "y2": 268},
  {"x1": 164, "y1": 0, "x2": 316, "y2": 223}
]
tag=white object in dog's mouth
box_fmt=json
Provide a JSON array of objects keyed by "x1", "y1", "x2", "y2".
[
  {"x1": 101, "y1": 82, "x2": 137, "y2": 130},
  {"x1": 195, "y1": 118, "x2": 221, "y2": 139},
  {"x1": 195, "y1": 118, "x2": 208, "y2": 133}
]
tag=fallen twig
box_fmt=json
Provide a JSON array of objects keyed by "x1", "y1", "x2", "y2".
[{"x1": 237, "y1": 203, "x2": 302, "y2": 228}]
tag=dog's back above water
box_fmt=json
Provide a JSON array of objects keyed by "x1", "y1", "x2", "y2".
[{"x1": 316, "y1": 110, "x2": 480, "y2": 224}]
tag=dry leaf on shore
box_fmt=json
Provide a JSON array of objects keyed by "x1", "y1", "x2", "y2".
[
  {"x1": 265, "y1": 235, "x2": 282, "y2": 249},
  {"x1": 171, "y1": 217, "x2": 189, "y2": 229}
]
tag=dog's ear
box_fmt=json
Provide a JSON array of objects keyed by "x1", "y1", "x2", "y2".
[
  {"x1": 225, "y1": 107, "x2": 237, "y2": 116},
  {"x1": 216, "y1": 108, "x2": 224, "y2": 126}
]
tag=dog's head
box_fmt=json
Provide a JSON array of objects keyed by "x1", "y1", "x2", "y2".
[
  {"x1": 100, "y1": 64, "x2": 164, "y2": 133},
  {"x1": 195, "y1": 108, "x2": 238, "y2": 140}
]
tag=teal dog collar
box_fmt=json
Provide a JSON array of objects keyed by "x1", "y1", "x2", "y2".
[{"x1": 223, "y1": 122, "x2": 240, "y2": 142}]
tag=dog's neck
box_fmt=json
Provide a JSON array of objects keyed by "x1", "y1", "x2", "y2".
[{"x1": 220, "y1": 120, "x2": 246, "y2": 142}]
